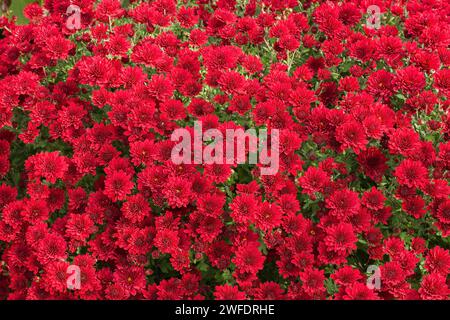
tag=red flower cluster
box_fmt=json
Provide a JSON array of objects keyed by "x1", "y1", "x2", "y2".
[{"x1": 0, "y1": 0, "x2": 449, "y2": 300}]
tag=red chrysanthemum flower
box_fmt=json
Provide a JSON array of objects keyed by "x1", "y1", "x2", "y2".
[
  {"x1": 113, "y1": 266, "x2": 147, "y2": 296},
  {"x1": 394, "y1": 66, "x2": 426, "y2": 95},
  {"x1": 76, "y1": 56, "x2": 113, "y2": 86},
  {"x1": 298, "y1": 166, "x2": 328, "y2": 195},
  {"x1": 232, "y1": 243, "x2": 265, "y2": 274},
  {"x1": 331, "y1": 266, "x2": 362, "y2": 287},
  {"x1": 326, "y1": 189, "x2": 360, "y2": 217},
  {"x1": 436, "y1": 199, "x2": 450, "y2": 224},
  {"x1": 65, "y1": 213, "x2": 97, "y2": 242},
  {"x1": 336, "y1": 121, "x2": 368, "y2": 154},
  {"x1": 419, "y1": 273, "x2": 450, "y2": 300},
  {"x1": 44, "y1": 36, "x2": 74, "y2": 61},
  {"x1": 26, "y1": 152, "x2": 69, "y2": 184},
  {"x1": 425, "y1": 247, "x2": 450, "y2": 275},
  {"x1": 104, "y1": 170, "x2": 134, "y2": 202},
  {"x1": 299, "y1": 268, "x2": 326, "y2": 297},
  {"x1": 324, "y1": 223, "x2": 357, "y2": 253},
  {"x1": 40, "y1": 261, "x2": 70, "y2": 295},
  {"x1": 105, "y1": 284, "x2": 130, "y2": 300},
  {"x1": 122, "y1": 194, "x2": 151, "y2": 223},
  {"x1": 434, "y1": 69, "x2": 450, "y2": 97},
  {"x1": 162, "y1": 177, "x2": 193, "y2": 208},
  {"x1": 357, "y1": 147, "x2": 388, "y2": 183},
  {"x1": 256, "y1": 202, "x2": 283, "y2": 232},
  {"x1": 0, "y1": 0, "x2": 449, "y2": 302},
  {"x1": 253, "y1": 282, "x2": 285, "y2": 300},
  {"x1": 402, "y1": 196, "x2": 426, "y2": 219},
  {"x1": 362, "y1": 187, "x2": 386, "y2": 210},
  {"x1": 229, "y1": 194, "x2": 258, "y2": 225},
  {"x1": 154, "y1": 228, "x2": 179, "y2": 255},
  {"x1": 341, "y1": 283, "x2": 379, "y2": 300},
  {"x1": 394, "y1": 159, "x2": 429, "y2": 189},
  {"x1": 214, "y1": 284, "x2": 246, "y2": 300},
  {"x1": 380, "y1": 261, "x2": 405, "y2": 288},
  {"x1": 36, "y1": 233, "x2": 67, "y2": 264}
]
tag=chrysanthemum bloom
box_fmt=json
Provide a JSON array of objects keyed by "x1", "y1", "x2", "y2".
[
  {"x1": 425, "y1": 247, "x2": 450, "y2": 275},
  {"x1": 106, "y1": 33, "x2": 131, "y2": 57},
  {"x1": 26, "y1": 152, "x2": 69, "y2": 184},
  {"x1": 196, "y1": 193, "x2": 225, "y2": 216},
  {"x1": 40, "y1": 261, "x2": 70, "y2": 295},
  {"x1": 76, "y1": 56, "x2": 113, "y2": 86},
  {"x1": 394, "y1": 66, "x2": 426, "y2": 95},
  {"x1": 298, "y1": 166, "x2": 328, "y2": 195},
  {"x1": 113, "y1": 266, "x2": 147, "y2": 296},
  {"x1": 170, "y1": 250, "x2": 191, "y2": 273},
  {"x1": 36, "y1": 233, "x2": 67, "y2": 264},
  {"x1": 147, "y1": 74, "x2": 174, "y2": 102},
  {"x1": 434, "y1": 69, "x2": 450, "y2": 97},
  {"x1": 154, "y1": 228, "x2": 179, "y2": 255},
  {"x1": 299, "y1": 268, "x2": 326, "y2": 297},
  {"x1": 336, "y1": 121, "x2": 368, "y2": 154},
  {"x1": 341, "y1": 283, "x2": 379, "y2": 300},
  {"x1": 419, "y1": 273, "x2": 450, "y2": 300},
  {"x1": 331, "y1": 266, "x2": 363, "y2": 287},
  {"x1": 253, "y1": 282, "x2": 285, "y2": 300},
  {"x1": 324, "y1": 223, "x2": 357, "y2": 253},
  {"x1": 203, "y1": 163, "x2": 232, "y2": 184},
  {"x1": 366, "y1": 70, "x2": 394, "y2": 101},
  {"x1": 195, "y1": 213, "x2": 223, "y2": 242},
  {"x1": 362, "y1": 187, "x2": 386, "y2": 210},
  {"x1": 388, "y1": 128, "x2": 421, "y2": 157},
  {"x1": 380, "y1": 261, "x2": 405, "y2": 288},
  {"x1": 44, "y1": 36, "x2": 74, "y2": 61},
  {"x1": 256, "y1": 202, "x2": 283, "y2": 231},
  {"x1": 0, "y1": 184, "x2": 18, "y2": 210},
  {"x1": 22, "y1": 199, "x2": 50, "y2": 224},
  {"x1": 65, "y1": 213, "x2": 97, "y2": 242},
  {"x1": 436, "y1": 199, "x2": 450, "y2": 224},
  {"x1": 0, "y1": 0, "x2": 449, "y2": 302},
  {"x1": 121, "y1": 194, "x2": 151, "y2": 223},
  {"x1": 125, "y1": 227, "x2": 153, "y2": 255},
  {"x1": 155, "y1": 278, "x2": 185, "y2": 300},
  {"x1": 1, "y1": 201, "x2": 23, "y2": 232},
  {"x1": 357, "y1": 147, "x2": 388, "y2": 182},
  {"x1": 394, "y1": 159, "x2": 429, "y2": 189},
  {"x1": 348, "y1": 208, "x2": 371, "y2": 233},
  {"x1": 402, "y1": 196, "x2": 426, "y2": 219},
  {"x1": 232, "y1": 243, "x2": 265, "y2": 274},
  {"x1": 105, "y1": 284, "x2": 130, "y2": 300},
  {"x1": 104, "y1": 170, "x2": 134, "y2": 202},
  {"x1": 326, "y1": 189, "x2": 360, "y2": 217},
  {"x1": 207, "y1": 240, "x2": 233, "y2": 270},
  {"x1": 162, "y1": 176, "x2": 192, "y2": 208},
  {"x1": 214, "y1": 284, "x2": 246, "y2": 300},
  {"x1": 229, "y1": 194, "x2": 258, "y2": 225}
]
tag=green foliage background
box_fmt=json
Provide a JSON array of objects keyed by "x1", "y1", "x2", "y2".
[
  {"x1": 4, "y1": 0, "x2": 133, "y2": 24},
  {"x1": 3, "y1": 0, "x2": 33, "y2": 24}
]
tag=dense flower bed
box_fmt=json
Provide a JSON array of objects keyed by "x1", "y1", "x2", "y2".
[{"x1": 0, "y1": 0, "x2": 449, "y2": 300}]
